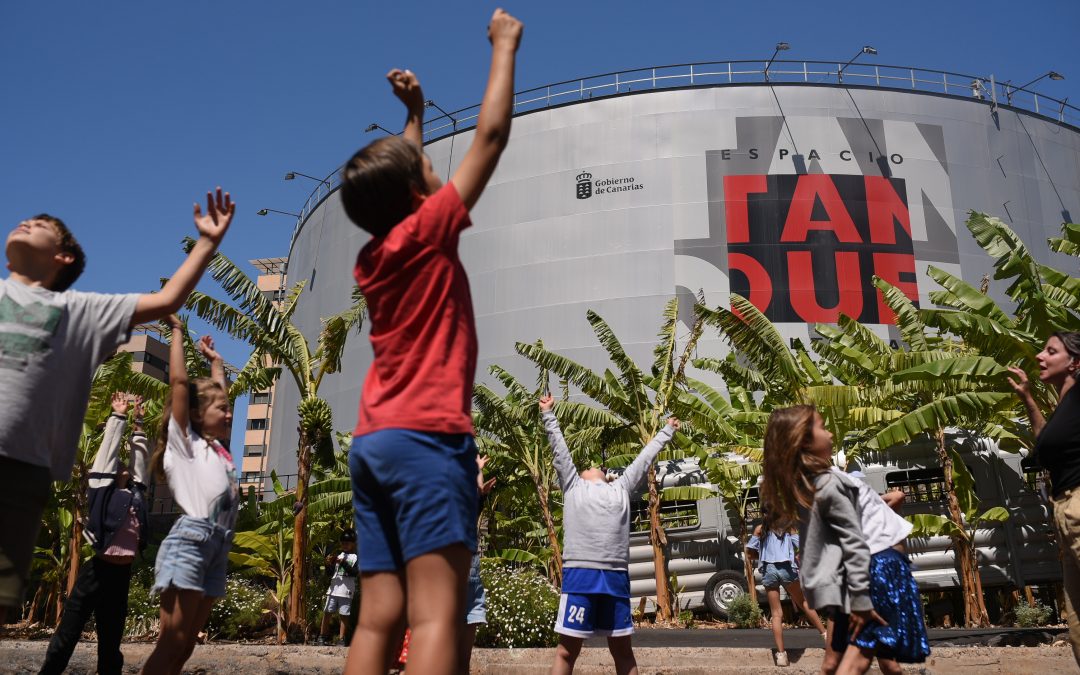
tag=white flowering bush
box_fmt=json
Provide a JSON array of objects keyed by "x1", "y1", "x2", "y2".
[
  {"x1": 206, "y1": 575, "x2": 272, "y2": 640},
  {"x1": 476, "y1": 559, "x2": 559, "y2": 648}
]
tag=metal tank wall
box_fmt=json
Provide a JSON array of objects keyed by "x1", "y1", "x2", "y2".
[{"x1": 267, "y1": 83, "x2": 1080, "y2": 481}]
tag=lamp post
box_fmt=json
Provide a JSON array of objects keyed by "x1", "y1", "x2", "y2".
[
  {"x1": 1005, "y1": 70, "x2": 1065, "y2": 104},
  {"x1": 424, "y1": 99, "x2": 457, "y2": 129},
  {"x1": 284, "y1": 171, "x2": 331, "y2": 187},
  {"x1": 256, "y1": 208, "x2": 301, "y2": 218},
  {"x1": 765, "y1": 42, "x2": 790, "y2": 82},
  {"x1": 838, "y1": 45, "x2": 877, "y2": 83},
  {"x1": 364, "y1": 123, "x2": 396, "y2": 135}
]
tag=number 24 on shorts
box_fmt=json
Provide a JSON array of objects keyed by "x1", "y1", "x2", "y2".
[{"x1": 567, "y1": 604, "x2": 587, "y2": 624}]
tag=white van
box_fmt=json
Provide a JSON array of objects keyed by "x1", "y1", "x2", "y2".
[{"x1": 626, "y1": 435, "x2": 1060, "y2": 619}]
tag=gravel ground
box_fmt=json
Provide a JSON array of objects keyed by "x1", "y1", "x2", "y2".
[{"x1": 0, "y1": 640, "x2": 1075, "y2": 674}]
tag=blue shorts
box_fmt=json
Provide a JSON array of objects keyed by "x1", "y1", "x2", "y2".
[
  {"x1": 465, "y1": 552, "x2": 486, "y2": 625},
  {"x1": 350, "y1": 429, "x2": 478, "y2": 572},
  {"x1": 555, "y1": 592, "x2": 633, "y2": 638},
  {"x1": 761, "y1": 561, "x2": 797, "y2": 589},
  {"x1": 152, "y1": 515, "x2": 233, "y2": 598}
]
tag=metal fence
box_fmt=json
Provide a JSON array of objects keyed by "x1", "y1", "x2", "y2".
[{"x1": 286, "y1": 59, "x2": 1078, "y2": 259}]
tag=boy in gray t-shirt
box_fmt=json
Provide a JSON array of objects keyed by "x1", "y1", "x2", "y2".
[{"x1": 0, "y1": 189, "x2": 235, "y2": 622}]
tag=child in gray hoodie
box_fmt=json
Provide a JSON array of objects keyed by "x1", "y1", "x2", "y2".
[
  {"x1": 540, "y1": 394, "x2": 678, "y2": 675},
  {"x1": 759, "y1": 405, "x2": 886, "y2": 673}
]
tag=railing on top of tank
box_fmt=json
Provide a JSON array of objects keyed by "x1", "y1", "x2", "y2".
[{"x1": 287, "y1": 59, "x2": 1078, "y2": 254}]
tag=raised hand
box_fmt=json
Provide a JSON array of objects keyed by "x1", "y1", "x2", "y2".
[
  {"x1": 539, "y1": 394, "x2": 554, "y2": 413},
  {"x1": 111, "y1": 392, "x2": 130, "y2": 415},
  {"x1": 193, "y1": 187, "x2": 235, "y2": 245},
  {"x1": 131, "y1": 395, "x2": 145, "y2": 421},
  {"x1": 487, "y1": 8, "x2": 523, "y2": 51},
  {"x1": 667, "y1": 417, "x2": 680, "y2": 431},
  {"x1": 386, "y1": 68, "x2": 424, "y2": 112},
  {"x1": 166, "y1": 314, "x2": 184, "y2": 331},
  {"x1": 197, "y1": 335, "x2": 221, "y2": 362},
  {"x1": 1006, "y1": 366, "x2": 1031, "y2": 396}
]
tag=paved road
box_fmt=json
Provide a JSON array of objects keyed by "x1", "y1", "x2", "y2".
[{"x1": 586, "y1": 626, "x2": 1068, "y2": 649}]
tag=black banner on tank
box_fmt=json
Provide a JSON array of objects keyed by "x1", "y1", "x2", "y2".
[{"x1": 725, "y1": 174, "x2": 918, "y2": 325}]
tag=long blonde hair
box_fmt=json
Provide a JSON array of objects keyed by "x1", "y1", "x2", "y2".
[
  {"x1": 150, "y1": 377, "x2": 226, "y2": 481},
  {"x1": 759, "y1": 405, "x2": 833, "y2": 532}
]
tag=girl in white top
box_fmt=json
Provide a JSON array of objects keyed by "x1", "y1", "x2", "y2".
[{"x1": 141, "y1": 315, "x2": 236, "y2": 675}]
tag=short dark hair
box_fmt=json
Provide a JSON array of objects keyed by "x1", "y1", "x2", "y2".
[
  {"x1": 340, "y1": 530, "x2": 357, "y2": 542},
  {"x1": 339, "y1": 136, "x2": 426, "y2": 238},
  {"x1": 32, "y1": 213, "x2": 85, "y2": 292}
]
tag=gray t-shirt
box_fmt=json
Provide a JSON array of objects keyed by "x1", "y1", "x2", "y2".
[
  {"x1": 543, "y1": 411, "x2": 675, "y2": 570},
  {"x1": 0, "y1": 277, "x2": 138, "y2": 479}
]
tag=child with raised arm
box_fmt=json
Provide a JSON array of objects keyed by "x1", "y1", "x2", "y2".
[
  {"x1": 140, "y1": 315, "x2": 237, "y2": 675},
  {"x1": 0, "y1": 188, "x2": 234, "y2": 623},
  {"x1": 540, "y1": 394, "x2": 678, "y2": 675},
  {"x1": 759, "y1": 406, "x2": 888, "y2": 675},
  {"x1": 40, "y1": 393, "x2": 149, "y2": 675},
  {"x1": 339, "y1": 9, "x2": 522, "y2": 675}
]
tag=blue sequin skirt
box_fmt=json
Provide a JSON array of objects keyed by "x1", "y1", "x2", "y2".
[{"x1": 831, "y1": 548, "x2": 931, "y2": 663}]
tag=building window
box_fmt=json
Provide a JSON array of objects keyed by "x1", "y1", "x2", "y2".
[
  {"x1": 630, "y1": 499, "x2": 700, "y2": 533},
  {"x1": 247, "y1": 418, "x2": 268, "y2": 431},
  {"x1": 250, "y1": 392, "x2": 271, "y2": 405},
  {"x1": 241, "y1": 472, "x2": 262, "y2": 483},
  {"x1": 244, "y1": 444, "x2": 265, "y2": 456},
  {"x1": 886, "y1": 467, "x2": 948, "y2": 503}
]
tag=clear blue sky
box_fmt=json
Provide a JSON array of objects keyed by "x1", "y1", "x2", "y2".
[{"x1": 3, "y1": 1, "x2": 1078, "y2": 453}]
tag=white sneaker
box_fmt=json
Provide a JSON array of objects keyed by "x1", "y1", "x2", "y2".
[{"x1": 775, "y1": 651, "x2": 789, "y2": 667}]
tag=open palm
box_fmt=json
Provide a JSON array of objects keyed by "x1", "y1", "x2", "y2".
[{"x1": 194, "y1": 187, "x2": 235, "y2": 244}]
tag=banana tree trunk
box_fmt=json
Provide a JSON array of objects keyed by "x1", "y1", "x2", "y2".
[
  {"x1": 647, "y1": 465, "x2": 673, "y2": 621},
  {"x1": 937, "y1": 429, "x2": 989, "y2": 628},
  {"x1": 739, "y1": 517, "x2": 757, "y2": 603},
  {"x1": 533, "y1": 478, "x2": 563, "y2": 587},
  {"x1": 287, "y1": 437, "x2": 312, "y2": 641},
  {"x1": 60, "y1": 506, "x2": 83, "y2": 626}
]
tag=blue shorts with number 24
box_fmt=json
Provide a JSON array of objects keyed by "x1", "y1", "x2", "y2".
[{"x1": 554, "y1": 592, "x2": 633, "y2": 638}]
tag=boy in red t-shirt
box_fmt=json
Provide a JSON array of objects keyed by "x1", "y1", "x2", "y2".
[{"x1": 338, "y1": 9, "x2": 523, "y2": 674}]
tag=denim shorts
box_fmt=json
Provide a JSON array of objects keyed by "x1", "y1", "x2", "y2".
[
  {"x1": 350, "y1": 429, "x2": 478, "y2": 572},
  {"x1": 152, "y1": 515, "x2": 234, "y2": 598},
  {"x1": 465, "y1": 551, "x2": 486, "y2": 625},
  {"x1": 324, "y1": 594, "x2": 352, "y2": 616},
  {"x1": 761, "y1": 561, "x2": 797, "y2": 589}
]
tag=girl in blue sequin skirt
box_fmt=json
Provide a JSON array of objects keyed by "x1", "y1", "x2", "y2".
[{"x1": 823, "y1": 472, "x2": 931, "y2": 674}]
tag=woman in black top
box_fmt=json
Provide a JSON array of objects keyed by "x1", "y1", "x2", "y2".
[{"x1": 1009, "y1": 331, "x2": 1080, "y2": 667}]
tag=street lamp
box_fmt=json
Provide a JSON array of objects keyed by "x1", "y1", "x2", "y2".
[
  {"x1": 364, "y1": 123, "x2": 395, "y2": 135},
  {"x1": 256, "y1": 208, "x2": 301, "y2": 218},
  {"x1": 424, "y1": 99, "x2": 457, "y2": 128},
  {"x1": 1006, "y1": 70, "x2": 1066, "y2": 103},
  {"x1": 765, "y1": 42, "x2": 790, "y2": 82},
  {"x1": 283, "y1": 171, "x2": 331, "y2": 187},
  {"x1": 838, "y1": 45, "x2": 877, "y2": 83}
]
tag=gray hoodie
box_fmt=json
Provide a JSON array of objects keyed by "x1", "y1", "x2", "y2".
[
  {"x1": 797, "y1": 469, "x2": 873, "y2": 614},
  {"x1": 543, "y1": 411, "x2": 675, "y2": 570}
]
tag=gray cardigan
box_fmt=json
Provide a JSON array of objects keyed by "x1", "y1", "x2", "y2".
[
  {"x1": 797, "y1": 468, "x2": 873, "y2": 614},
  {"x1": 543, "y1": 411, "x2": 675, "y2": 571}
]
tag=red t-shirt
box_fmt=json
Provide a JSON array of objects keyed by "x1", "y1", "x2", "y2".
[{"x1": 353, "y1": 183, "x2": 477, "y2": 436}]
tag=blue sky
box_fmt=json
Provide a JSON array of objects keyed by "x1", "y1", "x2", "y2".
[{"x1": 3, "y1": 0, "x2": 1078, "y2": 454}]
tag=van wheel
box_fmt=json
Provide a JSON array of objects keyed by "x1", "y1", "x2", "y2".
[{"x1": 704, "y1": 570, "x2": 748, "y2": 620}]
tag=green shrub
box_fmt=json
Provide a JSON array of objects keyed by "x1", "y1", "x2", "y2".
[
  {"x1": 1014, "y1": 602, "x2": 1054, "y2": 627},
  {"x1": 206, "y1": 576, "x2": 272, "y2": 640},
  {"x1": 476, "y1": 560, "x2": 559, "y2": 648},
  {"x1": 727, "y1": 592, "x2": 763, "y2": 628},
  {"x1": 125, "y1": 566, "x2": 160, "y2": 638}
]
